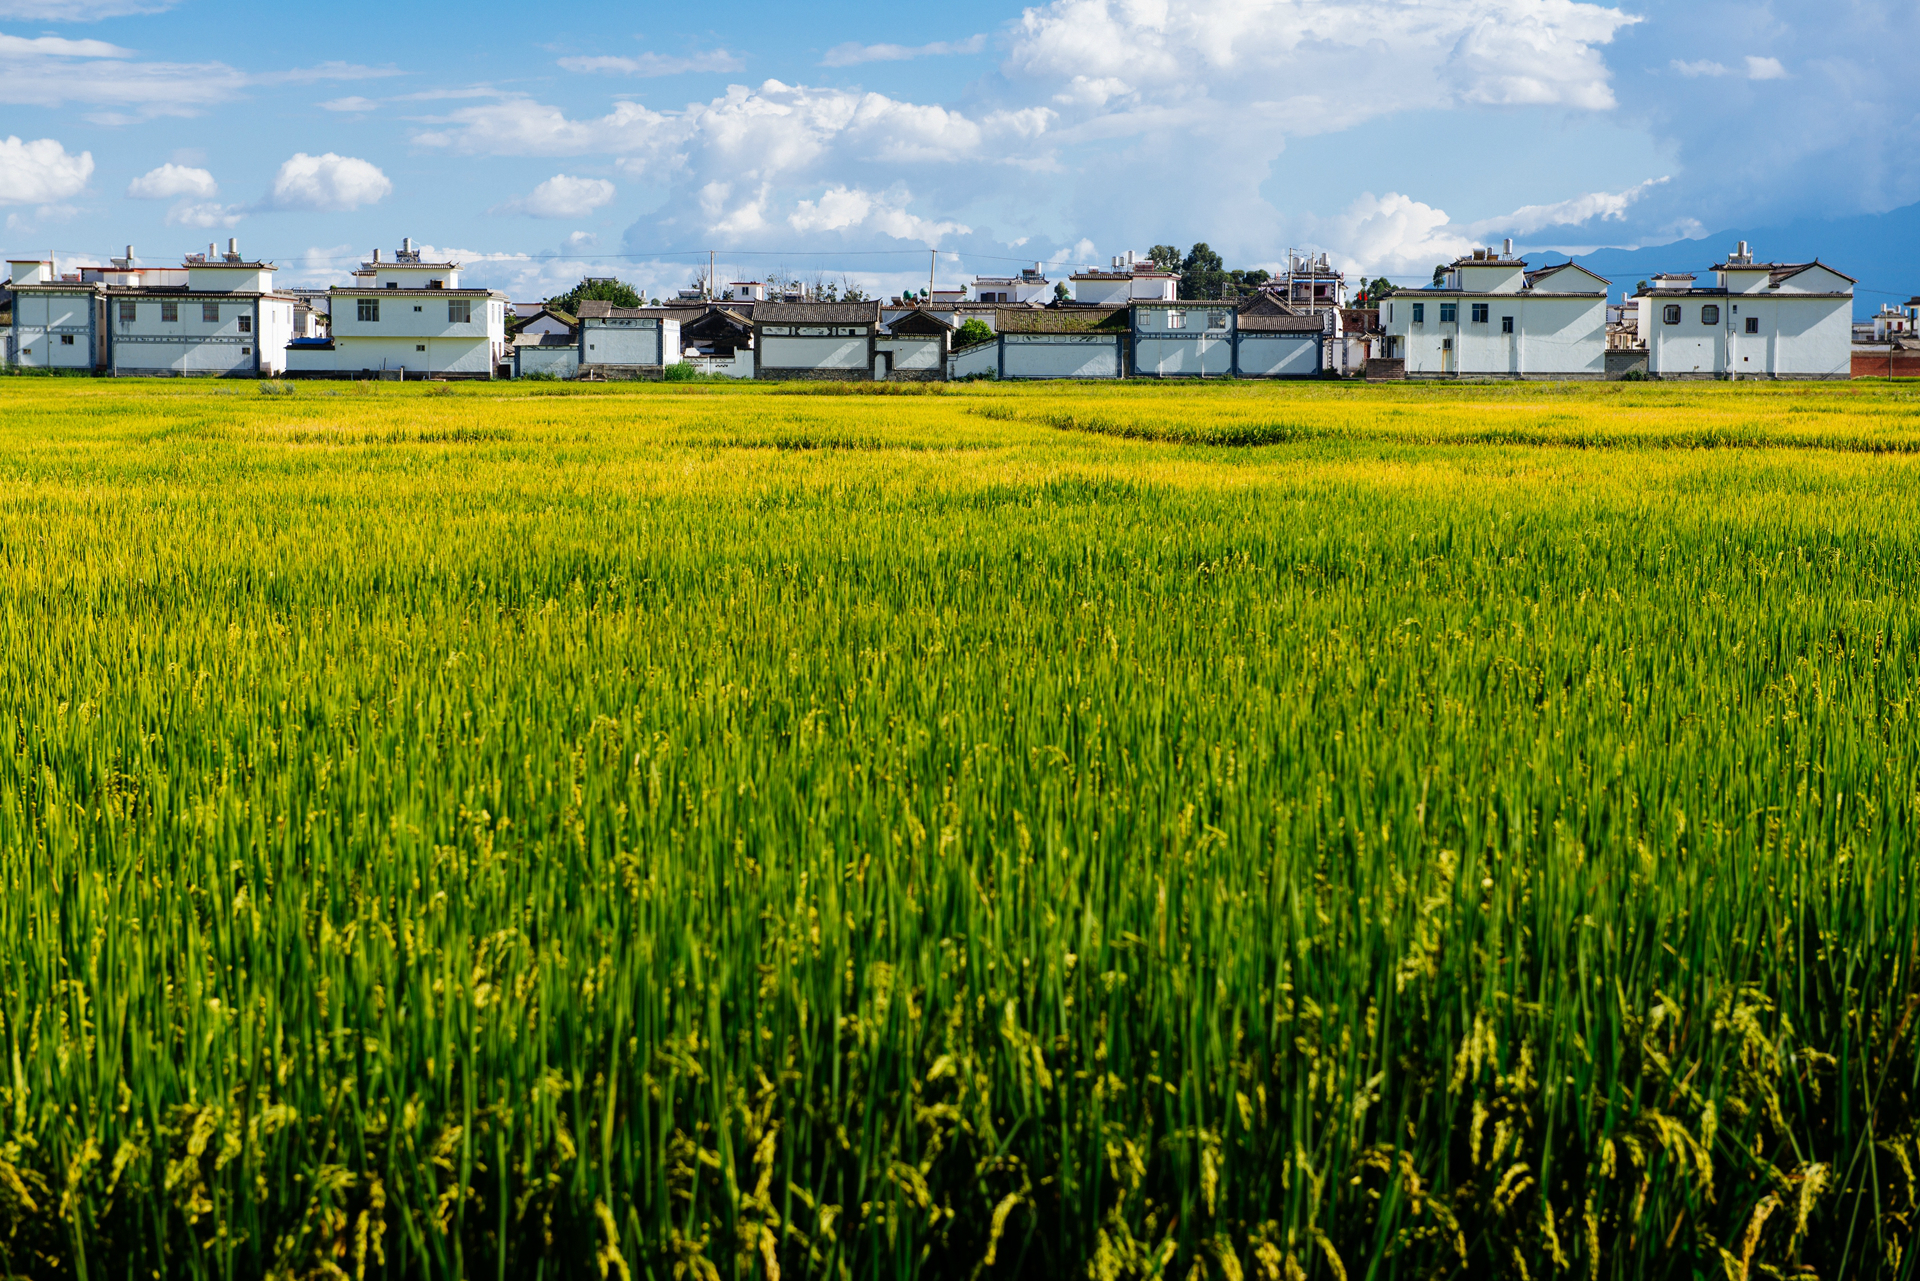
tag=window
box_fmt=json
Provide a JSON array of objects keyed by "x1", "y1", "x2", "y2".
[
  {"x1": 358, "y1": 298, "x2": 379, "y2": 323},
  {"x1": 1663, "y1": 305, "x2": 1681, "y2": 325},
  {"x1": 1501, "y1": 316, "x2": 1514, "y2": 334},
  {"x1": 429, "y1": 280, "x2": 444, "y2": 289},
  {"x1": 1207, "y1": 311, "x2": 1227, "y2": 329},
  {"x1": 237, "y1": 315, "x2": 251, "y2": 333},
  {"x1": 414, "y1": 305, "x2": 422, "y2": 312},
  {"x1": 385, "y1": 282, "x2": 398, "y2": 290},
  {"x1": 1387, "y1": 304, "x2": 1393, "y2": 323},
  {"x1": 415, "y1": 344, "x2": 426, "y2": 352},
  {"x1": 1411, "y1": 303, "x2": 1424, "y2": 324},
  {"x1": 1471, "y1": 303, "x2": 1489, "y2": 323},
  {"x1": 1166, "y1": 311, "x2": 1185, "y2": 329},
  {"x1": 240, "y1": 346, "x2": 250, "y2": 355},
  {"x1": 161, "y1": 302, "x2": 179, "y2": 323},
  {"x1": 449, "y1": 300, "x2": 472, "y2": 324},
  {"x1": 1701, "y1": 305, "x2": 1720, "y2": 325},
  {"x1": 203, "y1": 303, "x2": 220, "y2": 323},
  {"x1": 60, "y1": 334, "x2": 74, "y2": 346},
  {"x1": 119, "y1": 302, "x2": 136, "y2": 324},
  {"x1": 1746, "y1": 316, "x2": 1760, "y2": 335},
  {"x1": 1439, "y1": 303, "x2": 1458, "y2": 323},
  {"x1": 1441, "y1": 337, "x2": 1453, "y2": 351}
]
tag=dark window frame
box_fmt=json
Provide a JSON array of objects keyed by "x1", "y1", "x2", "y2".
[
  {"x1": 1701, "y1": 305, "x2": 1721, "y2": 325},
  {"x1": 1662, "y1": 305, "x2": 1682, "y2": 325},
  {"x1": 1471, "y1": 303, "x2": 1490, "y2": 324},
  {"x1": 358, "y1": 298, "x2": 380, "y2": 323},
  {"x1": 1439, "y1": 303, "x2": 1458, "y2": 323},
  {"x1": 1745, "y1": 316, "x2": 1760, "y2": 335},
  {"x1": 1501, "y1": 316, "x2": 1515, "y2": 334}
]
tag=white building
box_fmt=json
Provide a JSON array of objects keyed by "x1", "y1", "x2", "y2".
[
  {"x1": 1869, "y1": 303, "x2": 1913, "y2": 342},
  {"x1": 7, "y1": 259, "x2": 104, "y2": 371},
  {"x1": 1275, "y1": 252, "x2": 1347, "y2": 310},
  {"x1": 1378, "y1": 241, "x2": 1610, "y2": 379},
  {"x1": 969, "y1": 266, "x2": 1050, "y2": 304},
  {"x1": 1071, "y1": 252, "x2": 1179, "y2": 305},
  {"x1": 753, "y1": 301, "x2": 881, "y2": 379},
  {"x1": 103, "y1": 240, "x2": 296, "y2": 377},
  {"x1": 576, "y1": 301, "x2": 684, "y2": 377},
  {"x1": 875, "y1": 309, "x2": 952, "y2": 380},
  {"x1": 1637, "y1": 243, "x2": 1853, "y2": 380},
  {"x1": 289, "y1": 239, "x2": 508, "y2": 379}
]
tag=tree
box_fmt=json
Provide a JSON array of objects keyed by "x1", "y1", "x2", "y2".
[
  {"x1": 1147, "y1": 245, "x2": 1182, "y2": 272},
  {"x1": 1054, "y1": 282, "x2": 1071, "y2": 303},
  {"x1": 955, "y1": 318, "x2": 993, "y2": 350},
  {"x1": 1225, "y1": 267, "x2": 1270, "y2": 299},
  {"x1": 1432, "y1": 264, "x2": 1450, "y2": 286},
  {"x1": 1181, "y1": 243, "x2": 1226, "y2": 300},
  {"x1": 1356, "y1": 277, "x2": 1393, "y2": 306},
  {"x1": 547, "y1": 276, "x2": 643, "y2": 313}
]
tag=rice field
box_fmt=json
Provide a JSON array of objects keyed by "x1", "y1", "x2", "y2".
[{"x1": 1, "y1": 376, "x2": 1918, "y2": 1280}]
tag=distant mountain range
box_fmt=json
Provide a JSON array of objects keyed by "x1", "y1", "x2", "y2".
[{"x1": 1542, "y1": 202, "x2": 1919, "y2": 316}]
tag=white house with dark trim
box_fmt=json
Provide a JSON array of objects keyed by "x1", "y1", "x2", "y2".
[
  {"x1": 289, "y1": 240, "x2": 508, "y2": 379},
  {"x1": 876, "y1": 309, "x2": 952, "y2": 380},
  {"x1": 753, "y1": 301, "x2": 881, "y2": 379},
  {"x1": 575, "y1": 301, "x2": 685, "y2": 377},
  {"x1": 1636, "y1": 243, "x2": 1853, "y2": 380},
  {"x1": 103, "y1": 240, "x2": 296, "y2": 377},
  {"x1": 1131, "y1": 299, "x2": 1237, "y2": 377},
  {"x1": 7, "y1": 259, "x2": 103, "y2": 371},
  {"x1": 1071, "y1": 253, "x2": 1179, "y2": 305},
  {"x1": 1379, "y1": 242, "x2": 1610, "y2": 379}
]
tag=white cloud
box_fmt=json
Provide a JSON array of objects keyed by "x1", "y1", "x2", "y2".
[
  {"x1": 126, "y1": 162, "x2": 216, "y2": 199},
  {"x1": 1317, "y1": 177, "x2": 1669, "y2": 276},
  {"x1": 787, "y1": 185, "x2": 969, "y2": 242},
  {"x1": 0, "y1": 35, "x2": 393, "y2": 120},
  {"x1": 500, "y1": 174, "x2": 617, "y2": 218},
  {"x1": 1468, "y1": 176, "x2": 1669, "y2": 237},
  {"x1": 0, "y1": 0, "x2": 174, "y2": 17},
  {"x1": 557, "y1": 50, "x2": 743, "y2": 76},
  {"x1": 320, "y1": 95, "x2": 377, "y2": 112},
  {"x1": 266, "y1": 152, "x2": 392, "y2": 211},
  {"x1": 1671, "y1": 55, "x2": 1788, "y2": 82},
  {"x1": 0, "y1": 135, "x2": 93, "y2": 206},
  {"x1": 1320, "y1": 192, "x2": 1474, "y2": 277},
  {"x1": 1006, "y1": 0, "x2": 1638, "y2": 124},
  {"x1": 821, "y1": 35, "x2": 985, "y2": 67},
  {"x1": 165, "y1": 201, "x2": 242, "y2": 228}
]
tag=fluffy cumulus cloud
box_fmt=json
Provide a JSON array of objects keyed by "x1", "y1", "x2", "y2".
[
  {"x1": 500, "y1": 174, "x2": 617, "y2": 219},
  {"x1": 0, "y1": 134, "x2": 93, "y2": 205},
  {"x1": 126, "y1": 161, "x2": 216, "y2": 199},
  {"x1": 266, "y1": 152, "x2": 392, "y2": 211}
]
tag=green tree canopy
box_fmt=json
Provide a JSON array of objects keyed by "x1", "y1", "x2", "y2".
[
  {"x1": 1147, "y1": 245, "x2": 1182, "y2": 271},
  {"x1": 954, "y1": 318, "x2": 994, "y2": 350},
  {"x1": 546, "y1": 277, "x2": 644, "y2": 314},
  {"x1": 1180, "y1": 243, "x2": 1227, "y2": 300}
]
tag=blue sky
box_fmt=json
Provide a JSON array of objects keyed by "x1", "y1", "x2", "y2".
[{"x1": 3, "y1": 0, "x2": 1915, "y2": 303}]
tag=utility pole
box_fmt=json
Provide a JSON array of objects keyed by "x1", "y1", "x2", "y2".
[
  {"x1": 929, "y1": 250, "x2": 936, "y2": 306},
  {"x1": 708, "y1": 249, "x2": 715, "y2": 301}
]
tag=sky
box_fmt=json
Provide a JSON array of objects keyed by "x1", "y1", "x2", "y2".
[{"x1": 3, "y1": 0, "x2": 1916, "y2": 305}]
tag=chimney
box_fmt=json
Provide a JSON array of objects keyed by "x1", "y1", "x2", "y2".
[{"x1": 1503, "y1": 238, "x2": 1513, "y2": 258}]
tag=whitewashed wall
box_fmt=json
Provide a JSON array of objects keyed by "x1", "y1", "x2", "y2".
[
  {"x1": 877, "y1": 336, "x2": 943, "y2": 371},
  {"x1": 1136, "y1": 335, "x2": 1233, "y2": 377},
  {"x1": 1000, "y1": 334, "x2": 1123, "y2": 379},
  {"x1": 583, "y1": 320, "x2": 664, "y2": 366},
  {"x1": 1236, "y1": 335, "x2": 1321, "y2": 377},
  {"x1": 11, "y1": 291, "x2": 97, "y2": 369},
  {"x1": 761, "y1": 335, "x2": 868, "y2": 370}
]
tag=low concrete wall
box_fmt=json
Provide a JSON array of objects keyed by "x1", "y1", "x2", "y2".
[
  {"x1": 1363, "y1": 358, "x2": 1405, "y2": 382},
  {"x1": 759, "y1": 366, "x2": 872, "y2": 382}
]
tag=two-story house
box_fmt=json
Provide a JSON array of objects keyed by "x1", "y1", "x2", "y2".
[
  {"x1": 7, "y1": 259, "x2": 104, "y2": 371},
  {"x1": 104, "y1": 240, "x2": 297, "y2": 377},
  {"x1": 1637, "y1": 243, "x2": 1853, "y2": 379},
  {"x1": 1378, "y1": 241, "x2": 1610, "y2": 379},
  {"x1": 1070, "y1": 253, "x2": 1179, "y2": 306},
  {"x1": 290, "y1": 239, "x2": 508, "y2": 379}
]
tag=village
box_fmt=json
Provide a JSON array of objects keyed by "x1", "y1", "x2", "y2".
[{"x1": 4, "y1": 235, "x2": 1910, "y2": 382}]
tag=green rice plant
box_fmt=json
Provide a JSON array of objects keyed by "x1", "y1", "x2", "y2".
[{"x1": 0, "y1": 377, "x2": 1915, "y2": 1280}]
